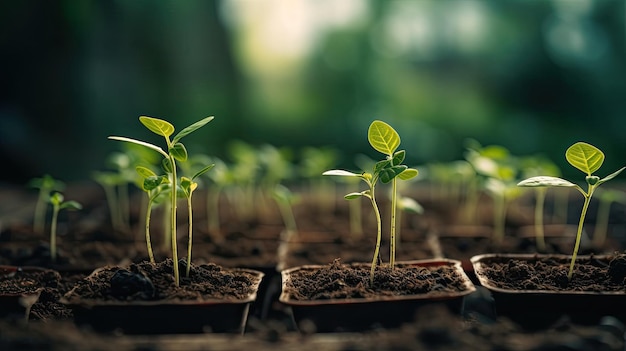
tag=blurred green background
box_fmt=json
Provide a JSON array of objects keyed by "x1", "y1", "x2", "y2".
[{"x1": 1, "y1": 0, "x2": 625, "y2": 184}]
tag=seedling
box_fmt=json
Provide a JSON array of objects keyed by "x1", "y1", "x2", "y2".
[
  {"x1": 323, "y1": 120, "x2": 417, "y2": 285},
  {"x1": 109, "y1": 116, "x2": 214, "y2": 286},
  {"x1": 272, "y1": 184, "x2": 299, "y2": 238},
  {"x1": 518, "y1": 142, "x2": 625, "y2": 280},
  {"x1": 29, "y1": 174, "x2": 65, "y2": 234},
  {"x1": 180, "y1": 164, "x2": 214, "y2": 277},
  {"x1": 135, "y1": 166, "x2": 169, "y2": 263},
  {"x1": 48, "y1": 192, "x2": 82, "y2": 263},
  {"x1": 520, "y1": 155, "x2": 561, "y2": 252}
]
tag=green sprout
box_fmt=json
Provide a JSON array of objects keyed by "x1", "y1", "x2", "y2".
[
  {"x1": 180, "y1": 164, "x2": 214, "y2": 277},
  {"x1": 518, "y1": 142, "x2": 625, "y2": 280},
  {"x1": 272, "y1": 184, "x2": 299, "y2": 238},
  {"x1": 48, "y1": 192, "x2": 82, "y2": 263},
  {"x1": 135, "y1": 166, "x2": 169, "y2": 263},
  {"x1": 109, "y1": 116, "x2": 214, "y2": 286},
  {"x1": 29, "y1": 174, "x2": 64, "y2": 234},
  {"x1": 323, "y1": 120, "x2": 417, "y2": 285}
]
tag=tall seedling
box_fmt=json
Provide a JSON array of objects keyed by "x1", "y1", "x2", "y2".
[
  {"x1": 518, "y1": 142, "x2": 625, "y2": 280},
  {"x1": 109, "y1": 116, "x2": 214, "y2": 286},
  {"x1": 324, "y1": 120, "x2": 417, "y2": 285}
]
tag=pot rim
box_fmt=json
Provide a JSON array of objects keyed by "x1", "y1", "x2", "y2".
[
  {"x1": 279, "y1": 258, "x2": 476, "y2": 306},
  {"x1": 471, "y1": 253, "x2": 626, "y2": 296}
]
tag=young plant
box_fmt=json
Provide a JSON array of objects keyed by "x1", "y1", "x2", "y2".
[
  {"x1": 109, "y1": 116, "x2": 214, "y2": 286},
  {"x1": 48, "y1": 192, "x2": 82, "y2": 263},
  {"x1": 272, "y1": 184, "x2": 299, "y2": 238},
  {"x1": 135, "y1": 166, "x2": 169, "y2": 263},
  {"x1": 323, "y1": 120, "x2": 417, "y2": 285},
  {"x1": 518, "y1": 142, "x2": 625, "y2": 280},
  {"x1": 29, "y1": 174, "x2": 65, "y2": 234},
  {"x1": 180, "y1": 164, "x2": 214, "y2": 277}
]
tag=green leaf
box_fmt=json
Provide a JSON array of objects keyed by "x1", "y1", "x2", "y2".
[
  {"x1": 172, "y1": 116, "x2": 214, "y2": 144},
  {"x1": 374, "y1": 159, "x2": 391, "y2": 174},
  {"x1": 143, "y1": 176, "x2": 164, "y2": 191},
  {"x1": 398, "y1": 197, "x2": 423, "y2": 214},
  {"x1": 139, "y1": 116, "x2": 174, "y2": 138},
  {"x1": 566, "y1": 142, "x2": 604, "y2": 176},
  {"x1": 398, "y1": 168, "x2": 418, "y2": 180},
  {"x1": 368, "y1": 120, "x2": 400, "y2": 156},
  {"x1": 391, "y1": 150, "x2": 405, "y2": 166},
  {"x1": 108, "y1": 136, "x2": 169, "y2": 159},
  {"x1": 517, "y1": 176, "x2": 577, "y2": 188},
  {"x1": 49, "y1": 192, "x2": 64, "y2": 206},
  {"x1": 60, "y1": 200, "x2": 82, "y2": 211},
  {"x1": 344, "y1": 192, "x2": 366, "y2": 200},
  {"x1": 170, "y1": 143, "x2": 188, "y2": 162},
  {"x1": 323, "y1": 170, "x2": 360, "y2": 177},
  {"x1": 192, "y1": 164, "x2": 215, "y2": 180},
  {"x1": 597, "y1": 166, "x2": 626, "y2": 186},
  {"x1": 380, "y1": 165, "x2": 407, "y2": 183},
  {"x1": 136, "y1": 166, "x2": 157, "y2": 179}
]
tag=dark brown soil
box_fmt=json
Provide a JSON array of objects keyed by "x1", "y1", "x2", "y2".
[
  {"x1": 64, "y1": 259, "x2": 260, "y2": 303},
  {"x1": 283, "y1": 259, "x2": 468, "y2": 300},
  {"x1": 476, "y1": 253, "x2": 626, "y2": 291},
  {"x1": 30, "y1": 272, "x2": 86, "y2": 320},
  {"x1": 0, "y1": 267, "x2": 47, "y2": 295}
]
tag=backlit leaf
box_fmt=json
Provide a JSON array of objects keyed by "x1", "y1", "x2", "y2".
[
  {"x1": 398, "y1": 168, "x2": 418, "y2": 180},
  {"x1": 172, "y1": 116, "x2": 214, "y2": 144},
  {"x1": 139, "y1": 116, "x2": 174, "y2": 138},
  {"x1": 368, "y1": 120, "x2": 400, "y2": 156},
  {"x1": 517, "y1": 176, "x2": 577, "y2": 188},
  {"x1": 566, "y1": 142, "x2": 604, "y2": 175},
  {"x1": 323, "y1": 170, "x2": 360, "y2": 177}
]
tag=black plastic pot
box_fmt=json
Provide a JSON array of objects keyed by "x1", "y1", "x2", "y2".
[
  {"x1": 471, "y1": 253, "x2": 626, "y2": 330},
  {"x1": 61, "y1": 266, "x2": 264, "y2": 334},
  {"x1": 279, "y1": 259, "x2": 476, "y2": 332}
]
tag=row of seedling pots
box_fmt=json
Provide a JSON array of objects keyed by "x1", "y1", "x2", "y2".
[{"x1": 3, "y1": 118, "x2": 626, "y2": 335}]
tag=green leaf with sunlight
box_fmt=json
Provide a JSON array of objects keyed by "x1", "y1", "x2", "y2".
[
  {"x1": 398, "y1": 168, "x2": 418, "y2": 180},
  {"x1": 323, "y1": 170, "x2": 361, "y2": 177},
  {"x1": 172, "y1": 116, "x2": 214, "y2": 144},
  {"x1": 368, "y1": 120, "x2": 400, "y2": 156},
  {"x1": 139, "y1": 116, "x2": 175, "y2": 138},
  {"x1": 566, "y1": 142, "x2": 604, "y2": 176}
]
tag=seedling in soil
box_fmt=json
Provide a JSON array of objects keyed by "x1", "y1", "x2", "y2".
[
  {"x1": 180, "y1": 164, "x2": 214, "y2": 277},
  {"x1": 48, "y1": 192, "x2": 82, "y2": 262},
  {"x1": 272, "y1": 184, "x2": 299, "y2": 238},
  {"x1": 466, "y1": 143, "x2": 523, "y2": 244},
  {"x1": 109, "y1": 116, "x2": 214, "y2": 286},
  {"x1": 135, "y1": 166, "x2": 169, "y2": 263},
  {"x1": 520, "y1": 155, "x2": 561, "y2": 252},
  {"x1": 324, "y1": 120, "x2": 417, "y2": 285},
  {"x1": 518, "y1": 142, "x2": 625, "y2": 280},
  {"x1": 29, "y1": 174, "x2": 64, "y2": 234}
]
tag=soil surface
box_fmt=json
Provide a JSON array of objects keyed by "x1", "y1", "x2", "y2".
[
  {"x1": 63, "y1": 259, "x2": 261, "y2": 302},
  {"x1": 283, "y1": 259, "x2": 469, "y2": 300},
  {"x1": 475, "y1": 253, "x2": 626, "y2": 291}
]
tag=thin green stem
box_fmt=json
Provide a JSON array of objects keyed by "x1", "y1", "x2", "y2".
[
  {"x1": 535, "y1": 188, "x2": 546, "y2": 252},
  {"x1": 390, "y1": 178, "x2": 398, "y2": 269},
  {"x1": 568, "y1": 188, "x2": 593, "y2": 280},
  {"x1": 368, "y1": 187, "x2": 382, "y2": 287},
  {"x1": 50, "y1": 205, "x2": 59, "y2": 263},
  {"x1": 170, "y1": 155, "x2": 180, "y2": 286},
  {"x1": 186, "y1": 194, "x2": 193, "y2": 278},
  {"x1": 145, "y1": 198, "x2": 155, "y2": 263}
]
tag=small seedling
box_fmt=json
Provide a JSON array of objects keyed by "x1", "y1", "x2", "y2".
[
  {"x1": 109, "y1": 116, "x2": 214, "y2": 286},
  {"x1": 29, "y1": 174, "x2": 65, "y2": 234},
  {"x1": 518, "y1": 142, "x2": 625, "y2": 280},
  {"x1": 48, "y1": 192, "x2": 82, "y2": 263},
  {"x1": 135, "y1": 166, "x2": 169, "y2": 263},
  {"x1": 272, "y1": 184, "x2": 299, "y2": 238},
  {"x1": 324, "y1": 120, "x2": 417, "y2": 285},
  {"x1": 180, "y1": 164, "x2": 214, "y2": 277}
]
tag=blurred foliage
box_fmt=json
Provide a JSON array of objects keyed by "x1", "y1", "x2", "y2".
[{"x1": 1, "y1": 0, "x2": 625, "y2": 184}]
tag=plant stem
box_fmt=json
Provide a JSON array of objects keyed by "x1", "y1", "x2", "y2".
[
  {"x1": 145, "y1": 197, "x2": 155, "y2": 263},
  {"x1": 186, "y1": 194, "x2": 193, "y2": 278},
  {"x1": 368, "y1": 188, "x2": 382, "y2": 287},
  {"x1": 568, "y1": 190, "x2": 592, "y2": 280},
  {"x1": 390, "y1": 178, "x2": 398, "y2": 269},
  {"x1": 50, "y1": 204, "x2": 59, "y2": 263},
  {"x1": 534, "y1": 188, "x2": 546, "y2": 252},
  {"x1": 170, "y1": 155, "x2": 180, "y2": 286}
]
